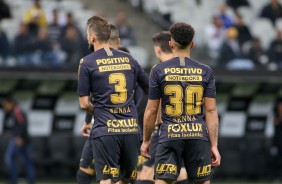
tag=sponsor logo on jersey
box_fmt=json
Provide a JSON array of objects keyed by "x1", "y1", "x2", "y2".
[
  {"x1": 168, "y1": 123, "x2": 203, "y2": 133},
  {"x1": 165, "y1": 75, "x2": 202, "y2": 82},
  {"x1": 107, "y1": 118, "x2": 138, "y2": 133},
  {"x1": 164, "y1": 67, "x2": 202, "y2": 75},
  {"x1": 96, "y1": 57, "x2": 130, "y2": 65},
  {"x1": 99, "y1": 64, "x2": 131, "y2": 72},
  {"x1": 167, "y1": 123, "x2": 204, "y2": 139}
]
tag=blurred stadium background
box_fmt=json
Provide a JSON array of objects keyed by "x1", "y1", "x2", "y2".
[{"x1": 0, "y1": 0, "x2": 282, "y2": 183}]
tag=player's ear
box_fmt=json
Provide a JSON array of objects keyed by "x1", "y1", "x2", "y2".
[
  {"x1": 118, "y1": 38, "x2": 121, "y2": 45},
  {"x1": 91, "y1": 34, "x2": 96, "y2": 42},
  {"x1": 190, "y1": 41, "x2": 195, "y2": 49},
  {"x1": 169, "y1": 41, "x2": 173, "y2": 49},
  {"x1": 157, "y1": 47, "x2": 162, "y2": 55}
]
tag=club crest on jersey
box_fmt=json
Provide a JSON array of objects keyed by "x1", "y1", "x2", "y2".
[{"x1": 77, "y1": 59, "x2": 84, "y2": 78}]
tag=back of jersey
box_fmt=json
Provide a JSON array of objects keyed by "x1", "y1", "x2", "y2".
[
  {"x1": 149, "y1": 57, "x2": 216, "y2": 143},
  {"x1": 77, "y1": 48, "x2": 147, "y2": 138}
]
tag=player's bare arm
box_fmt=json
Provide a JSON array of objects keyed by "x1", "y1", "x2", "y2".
[
  {"x1": 155, "y1": 99, "x2": 162, "y2": 125},
  {"x1": 141, "y1": 99, "x2": 160, "y2": 158},
  {"x1": 79, "y1": 96, "x2": 93, "y2": 136},
  {"x1": 79, "y1": 96, "x2": 93, "y2": 114},
  {"x1": 204, "y1": 97, "x2": 221, "y2": 167}
]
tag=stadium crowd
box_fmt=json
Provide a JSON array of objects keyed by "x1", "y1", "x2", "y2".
[
  {"x1": 132, "y1": 0, "x2": 282, "y2": 70},
  {"x1": 0, "y1": 0, "x2": 137, "y2": 69},
  {"x1": 1, "y1": 0, "x2": 282, "y2": 70},
  {"x1": 204, "y1": 0, "x2": 282, "y2": 70}
]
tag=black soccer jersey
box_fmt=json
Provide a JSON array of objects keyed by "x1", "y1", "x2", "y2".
[
  {"x1": 77, "y1": 48, "x2": 149, "y2": 138},
  {"x1": 149, "y1": 57, "x2": 216, "y2": 143}
]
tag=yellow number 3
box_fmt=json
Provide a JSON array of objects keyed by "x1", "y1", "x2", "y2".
[
  {"x1": 109, "y1": 73, "x2": 127, "y2": 104},
  {"x1": 164, "y1": 85, "x2": 183, "y2": 116}
]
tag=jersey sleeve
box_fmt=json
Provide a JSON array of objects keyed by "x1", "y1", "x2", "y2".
[
  {"x1": 134, "y1": 59, "x2": 149, "y2": 94},
  {"x1": 204, "y1": 67, "x2": 216, "y2": 98},
  {"x1": 148, "y1": 66, "x2": 161, "y2": 100},
  {"x1": 77, "y1": 60, "x2": 91, "y2": 96}
]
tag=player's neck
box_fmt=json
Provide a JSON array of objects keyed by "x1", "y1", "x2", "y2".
[
  {"x1": 161, "y1": 54, "x2": 174, "y2": 62},
  {"x1": 173, "y1": 50, "x2": 190, "y2": 58},
  {"x1": 94, "y1": 43, "x2": 111, "y2": 51},
  {"x1": 111, "y1": 45, "x2": 118, "y2": 50}
]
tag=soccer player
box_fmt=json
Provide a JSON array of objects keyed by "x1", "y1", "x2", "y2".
[
  {"x1": 141, "y1": 23, "x2": 221, "y2": 184},
  {"x1": 77, "y1": 23, "x2": 144, "y2": 184},
  {"x1": 138, "y1": 31, "x2": 189, "y2": 184},
  {"x1": 77, "y1": 16, "x2": 149, "y2": 184}
]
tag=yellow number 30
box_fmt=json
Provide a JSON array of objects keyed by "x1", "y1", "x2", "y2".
[
  {"x1": 165, "y1": 85, "x2": 203, "y2": 116},
  {"x1": 109, "y1": 73, "x2": 127, "y2": 104}
]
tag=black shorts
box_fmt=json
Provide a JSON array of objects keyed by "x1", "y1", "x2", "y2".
[
  {"x1": 154, "y1": 139, "x2": 211, "y2": 183},
  {"x1": 143, "y1": 128, "x2": 159, "y2": 167},
  {"x1": 92, "y1": 134, "x2": 139, "y2": 183},
  {"x1": 79, "y1": 138, "x2": 95, "y2": 170}
]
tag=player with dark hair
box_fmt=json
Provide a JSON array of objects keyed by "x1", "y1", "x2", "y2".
[
  {"x1": 152, "y1": 31, "x2": 173, "y2": 55},
  {"x1": 138, "y1": 31, "x2": 189, "y2": 184},
  {"x1": 141, "y1": 23, "x2": 221, "y2": 184},
  {"x1": 77, "y1": 16, "x2": 149, "y2": 184},
  {"x1": 138, "y1": 31, "x2": 173, "y2": 183}
]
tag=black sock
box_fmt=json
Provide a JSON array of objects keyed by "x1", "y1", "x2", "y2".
[
  {"x1": 77, "y1": 170, "x2": 93, "y2": 184},
  {"x1": 137, "y1": 180, "x2": 155, "y2": 184},
  {"x1": 176, "y1": 179, "x2": 189, "y2": 184}
]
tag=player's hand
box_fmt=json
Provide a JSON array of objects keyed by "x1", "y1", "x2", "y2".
[
  {"x1": 81, "y1": 122, "x2": 92, "y2": 137},
  {"x1": 211, "y1": 146, "x2": 221, "y2": 167},
  {"x1": 140, "y1": 141, "x2": 151, "y2": 159},
  {"x1": 16, "y1": 137, "x2": 24, "y2": 147}
]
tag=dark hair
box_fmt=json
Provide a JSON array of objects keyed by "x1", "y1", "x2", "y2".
[
  {"x1": 118, "y1": 45, "x2": 130, "y2": 53},
  {"x1": 2, "y1": 96, "x2": 15, "y2": 104},
  {"x1": 109, "y1": 23, "x2": 119, "y2": 42},
  {"x1": 152, "y1": 31, "x2": 172, "y2": 53},
  {"x1": 170, "y1": 22, "x2": 195, "y2": 49},
  {"x1": 67, "y1": 12, "x2": 73, "y2": 18},
  {"x1": 87, "y1": 16, "x2": 111, "y2": 42}
]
